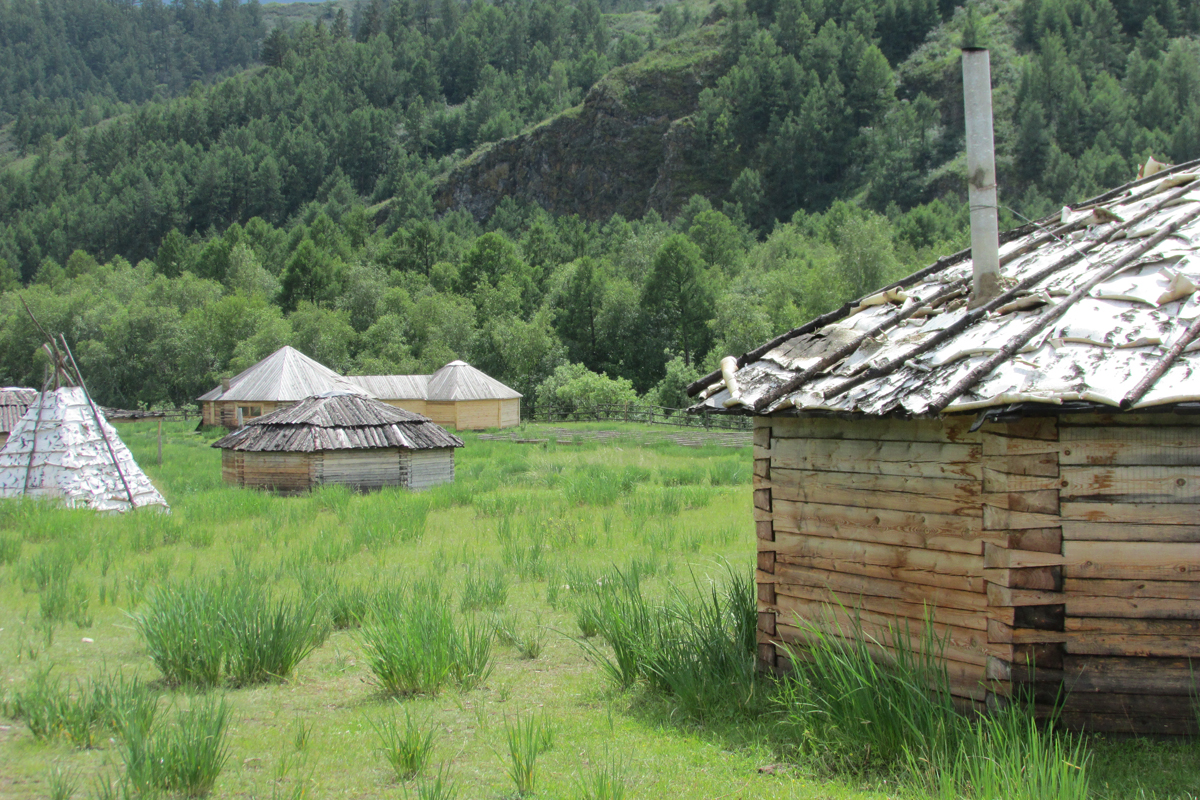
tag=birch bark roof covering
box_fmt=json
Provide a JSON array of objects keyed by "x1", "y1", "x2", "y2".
[
  {"x1": 690, "y1": 164, "x2": 1200, "y2": 418},
  {"x1": 198, "y1": 346, "x2": 372, "y2": 403},
  {"x1": 212, "y1": 393, "x2": 464, "y2": 452},
  {"x1": 347, "y1": 361, "x2": 522, "y2": 401},
  {"x1": 0, "y1": 387, "x2": 38, "y2": 434},
  {"x1": 0, "y1": 387, "x2": 168, "y2": 512}
]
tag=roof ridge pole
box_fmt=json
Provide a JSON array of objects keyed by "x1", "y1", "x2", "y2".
[
  {"x1": 1121, "y1": 312, "x2": 1200, "y2": 408},
  {"x1": 58, "y1": 335, "x2": 138, "y2": 510},
  {"x1": 963, "y1": 48, "x2": 1002, "y2": 308}
]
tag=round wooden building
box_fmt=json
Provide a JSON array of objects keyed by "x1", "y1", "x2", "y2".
[{"x1": 213, "y1": 393, "x2": 464, "y2": 493}]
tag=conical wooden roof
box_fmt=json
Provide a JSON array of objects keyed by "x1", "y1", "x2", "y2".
[
  {"x1": 198, "y1": 346, "x2": 371, "y2": 403},
  {"x1": 426, "y1": 361, "x2": 521, "y2": 401},
  {"x1": 212, "y1": 393, "x2": 464, "y2": 453}
]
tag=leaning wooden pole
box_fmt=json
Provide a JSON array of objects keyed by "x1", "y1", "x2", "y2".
[
  {"x1": 58, "y1": 335, "x2": 137, "y2": 510},
  {"x1": 22, "y1": 371, "x2": 52, "y2": 495}
]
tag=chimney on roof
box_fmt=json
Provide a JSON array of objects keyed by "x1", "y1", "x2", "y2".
[
  {"x1": 962, "y1": 48, "x2": 1001, "y2": 308},
  {"x1": 221, "y1": 378, "x2": 231, "y2": 392}
]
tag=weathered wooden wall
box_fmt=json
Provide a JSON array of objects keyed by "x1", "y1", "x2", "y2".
[
  {"x1": 321, "y1": 449, "x2": 403, "y2": 491},
  {"x1": 1058, "y1": 413, "x2": 1200, "y2": 735},
  {"x1": 406, "y1": 448, "x2": 455, "y2": 489},
  {"x1": 207, "y1": 401, "x2": 283, "y2": 429},
  {"x1": 756, "y1": 411, "x2": 1200, "y2": 732},
  {"x1": 224, "y1": 449, "x2": 314, "y2": 494},
  {"x1": 755, "y1": 415, "x2": 991, "y2": 703}
]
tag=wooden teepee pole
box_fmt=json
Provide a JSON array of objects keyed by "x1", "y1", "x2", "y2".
[
  {"x1": 58, "y1": 335, "x2": 137, "y2": 510},
  {"x1": 22, "y1": 369, "x2": 53, "y2": 495}
]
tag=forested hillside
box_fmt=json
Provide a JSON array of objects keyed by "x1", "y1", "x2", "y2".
[
  {"x1": 0, "y1": 0, "x2": 1197, "y2": 413},
  {"x1": 0, "y1": 0, "x2": 265, "y2": 151}
]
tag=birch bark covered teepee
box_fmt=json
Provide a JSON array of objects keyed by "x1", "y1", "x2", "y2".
[{"x1": 0, "y1": 325, "x2": 168, "y2": 512}]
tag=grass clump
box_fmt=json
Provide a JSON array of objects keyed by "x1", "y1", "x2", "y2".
[
  {"x1": 372, "y1": 705, "x2": 437, "y2": 780},
  {"x1": 123, "y1": 695, "x2": 232, "y2": 799},
  {"x1": 360, "y1": 581, "x2": 495, "y2": 696},
  {"x1": 575, "y1": 564, "x2": 758, "y2": 720},
  {"x1": 135, "y1": 574, "x2": 328, "y2": 687},
  {"x1": 575, "y1": 753, "x2": 629, "y2": 800},
  {"x1": 409, "y1": 764, "x2": 458, "y2": 800},
  {"x1": 774, "y1": 610, "x2": 1092, "y2": 798},
  {"x1": 460, "y1": 561, "x2": 508, "y2": 611},
  {"x1": 500, "y1": 713, "x2": 554, "y2": 797},
  {"x1": 8, "y1": 668, "x2": 158, "y2": 749},
  {"x1": 957, "y1": 702, "x2": 1090, "y2": 800}
]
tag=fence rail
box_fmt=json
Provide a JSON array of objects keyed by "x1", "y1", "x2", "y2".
[
  {"x1": 523, "y1": 403, "x2": 752, "y2": 430},
  {"x1": 102, "y1": 407, "x2": 196, "y2": 421}
]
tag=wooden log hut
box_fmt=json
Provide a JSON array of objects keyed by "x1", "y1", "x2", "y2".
[
  {"x1": 212, "y1": 393, "x2": 464, "y2": 493},
  {"x1": 349, "y1": 360, "x2": 521, "y2": 430},
  {"x1": 687, "y1": 159, "x2": 1200, "y2": 734},
  {"x1": 0, "y1": 387, "x2": 38, "y2": 447},
  {"x1": 199, "y1": 346, "x2": 370, "y2": 429}
]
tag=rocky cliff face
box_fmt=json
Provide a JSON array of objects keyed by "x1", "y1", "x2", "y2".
[{"x1": 433, "y1": 32, "x2": 724, "y2": 223}]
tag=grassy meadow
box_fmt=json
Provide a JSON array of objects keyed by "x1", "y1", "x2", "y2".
[{"x1": 0, "y1": 421, "x2": 1198, "y2": 800}]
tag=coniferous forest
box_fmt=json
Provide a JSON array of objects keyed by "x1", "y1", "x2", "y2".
[{"x1": 1, "y1": 0, "x2": 1198, "y2": 411}]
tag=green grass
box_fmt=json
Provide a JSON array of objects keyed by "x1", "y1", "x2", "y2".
[{"x1": 0, "y1": 419, "x2": 1193, "y2": 799}]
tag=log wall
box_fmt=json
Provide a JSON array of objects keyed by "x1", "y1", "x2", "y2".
[
  {"x1": 406, "y1": 448, "x2": 455, "y2": 489},
  {"x1": 755, "y1": 412, "x2": 1200, "y2": 731},
  {"x1": 380, "y1": 399, "x2": 429, "y2": 416},
  {"x1": 455, "y1": 400, "x2": 501, "y2": 430},
  {"x1": 1057, "y1": 413, "x2": 1200, "y2": 735},
  {"x1": 225, "y1": 450, "x2": 314, "y2": 494},
  {"x1": 500, "y1": 398, "x2": 521, "y2": 428},
  {"x1": 322, "y1": 449, "x2": 403, "y2": 491},
  {"x1": 207, "y1": 401, "x2": 283, "y2": 429}
]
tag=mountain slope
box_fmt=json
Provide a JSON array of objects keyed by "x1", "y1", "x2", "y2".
[{"x1": 435, "y1": 27, "x2": 726, "y2": 222}]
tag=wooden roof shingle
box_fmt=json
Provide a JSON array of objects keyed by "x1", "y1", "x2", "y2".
[{"x1": 211, "y1": 393, "x2": 464, "y2": 453}]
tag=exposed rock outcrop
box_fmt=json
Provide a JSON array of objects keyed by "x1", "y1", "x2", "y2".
[{"x1": 433, "y1": 31, "x2": 725, "y2": 223}]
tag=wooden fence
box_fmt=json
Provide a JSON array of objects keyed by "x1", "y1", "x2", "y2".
[
  {"x1": 103, "y1": 407, "x2": 196, "y2": 422},
  {"x1": 524, "y1": 403, "x2": 752, "y2": 430}
]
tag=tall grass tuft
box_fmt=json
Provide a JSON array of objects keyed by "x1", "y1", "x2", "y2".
[
  {"x1": 575, "y1": 752, "x2": 629, "y2": 800},
  {"x1": 959, "y1": 701, "x2": 1090, "y2": 800},
  {"x1": 372, "y1": 705, "x2": 436, "y2": 780},
  {"x1": 0, "y1": 531, "x2": 21, "y2": 564},
  {"x1": 135, "y1": 575, "x2": 328, "y2": 687},
  {"x1": 774, "y1": 612, "x2": 962, "y2": 775},
  {"x1": 500, "y1": 713, "x2": 554, "y2": 797},
  {"x1": 9, "y1": 669, "x2": 158, "y2": 749},
  {"x1": 409, "y1": 764, "x2": 458, "y2": 800},
  {"x1": 123, "y1": 696, "x2": 231, "y2": 798},
  {"x1": 574, "y1": 563, "x2": 758, "y2": 718},
  {"x1": 460, "y1": 561, "x2": 508, "y2": 611},
  {"x1": 360, "y1": 582, "x2": 494, "y2": 696}
]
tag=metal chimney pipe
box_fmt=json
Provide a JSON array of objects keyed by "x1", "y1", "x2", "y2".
[{"x1": 962, "y1": 48, "x2": 1001, "y2": 307}]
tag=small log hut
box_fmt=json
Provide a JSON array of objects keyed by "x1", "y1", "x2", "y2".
[
  {"x1": 0, "y1": 387, "x2": 38, "y2": 447},
  {"x1": 349, "y1": 360, "x2": 522, "y2": 430},
  {"x1": 212, "y1": 393, "x2": 463, "y2": 493},
  {"x1": 688, "y1": 161, "x2": 1200, "y2": 734},
  {"x1": 199, "y1": 346, "x2": 369, "y2": 428}
]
